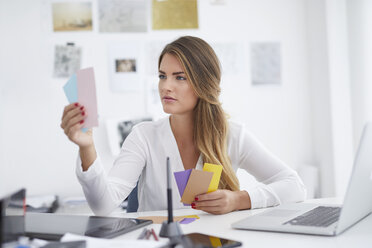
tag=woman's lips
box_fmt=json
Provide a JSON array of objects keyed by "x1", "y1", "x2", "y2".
[{"x1": 162, "y1": 96, "x2": 177, "y2": 102}]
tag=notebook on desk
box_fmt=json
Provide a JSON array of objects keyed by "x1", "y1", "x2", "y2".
[
  {"x1": 0, "y1": 189, "x2": 152, "y2": 243},
  {"x1": 232, "y1": 122, "x2": 372, "y2": 236}
]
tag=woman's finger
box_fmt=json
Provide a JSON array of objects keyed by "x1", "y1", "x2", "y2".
[
  {"x1": 196, "y1": 205, "x2": 223, "y2": 214},
  {"x1": 61, "y1": 105, "x2": 85, "y2": 129},
  {"x1": 62, "y1": 103, "x2": 79, "y2": 120},
  {"x1": 193, "y1": 199, "x2": 220, "y2": 208},
  {"x1": 65, "y1": 111, "x2": 86, "y2": 131},
  {"x1": 196, "y1": 190, "x2": 223, "y2": 202}
]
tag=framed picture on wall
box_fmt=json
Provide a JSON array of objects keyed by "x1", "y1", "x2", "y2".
[
  {"x1": 98, "y1": 0, "x2": 147, "y2": 32},
  {"x1": 53, "y1": 44, "x2": 81, "y2": 78},
  {"x1": 107, "y1": 42, "x2": 142, "y2": 92},
  {"x1": 250, "y1": 42, "x2": 282, "y2": 85},
  {"x1": 52, "y1": 2, "x2": 93, "y2": 32},
  {"x1": 152, "y1": 0, "x2": 199, "y2": 30},
  {"x1": 116, "y1": 59, "x2": 137, "y2": 73}
]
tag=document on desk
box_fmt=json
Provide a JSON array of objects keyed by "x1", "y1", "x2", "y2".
[{"x1": 61, "y1": 233, "x2": 166, "y2": 248}]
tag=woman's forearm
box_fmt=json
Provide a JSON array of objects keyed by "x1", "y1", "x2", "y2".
[{"x1": 79, "y1": 144, "x2": 97, "y2": 171}]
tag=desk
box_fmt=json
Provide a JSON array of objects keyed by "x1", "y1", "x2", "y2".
[{"x1": 57, "y1": 198, "x2": 372, "y2": 248}]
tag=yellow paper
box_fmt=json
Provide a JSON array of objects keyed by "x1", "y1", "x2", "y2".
[
  {"x1": 182, "y1": 215, "x2": 200, "y2": 219},
  {"x1": 203, "y1": 163, "x2": 223, "y2": 193},
  {"x1": 152, "y1": 0, "x2": 199, "y2": 30},
  {"x1": 209, "y1": 236, "x2": 222, "y2": 247}
]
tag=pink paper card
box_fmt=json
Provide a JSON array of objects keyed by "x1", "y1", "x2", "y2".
[{"x1": 77, "y1": 67, "x2": 98, "y2": 128}]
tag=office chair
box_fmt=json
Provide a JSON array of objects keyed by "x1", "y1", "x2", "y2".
[{"x1": 126, "y1": 182, "x2": 139, "y2": 213}]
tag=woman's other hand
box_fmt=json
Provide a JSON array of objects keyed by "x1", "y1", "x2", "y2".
[
  {"x1": 192, "y1": 189, "x2": 251, "y2": 215},
  {"x1": 60, "y1": 103, "x2": 93, "y2": 148}
]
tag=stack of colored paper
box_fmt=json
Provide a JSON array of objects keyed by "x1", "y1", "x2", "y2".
[
  {"x1": 63, "y1": 67, "x2": 98, "y2": 132},
  {"x1": 174, "y1": 163, "x2": 223, "y2": 204}
]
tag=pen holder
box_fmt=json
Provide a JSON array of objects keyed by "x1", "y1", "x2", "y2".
[{"x1": 159, "y1": 221, "x2": 183, "y2": 238}]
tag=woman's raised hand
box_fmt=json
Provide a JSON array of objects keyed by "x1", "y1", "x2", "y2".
[{"x1": 60, "y1": 103, "x2": 93, "y2": 148}]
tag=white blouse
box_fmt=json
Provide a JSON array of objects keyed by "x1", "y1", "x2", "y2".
[{"x1": 76, "y1": 116, "x2": 306, "y2": 215}]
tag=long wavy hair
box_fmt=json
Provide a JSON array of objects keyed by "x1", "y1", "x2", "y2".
[{"x1": 158, "y1": 36, "x2": 240, "y2": 191}]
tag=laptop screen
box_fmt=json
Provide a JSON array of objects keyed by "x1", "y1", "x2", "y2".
[{"x1": 0, "y1": 189, "x2": 26, "y2": 245}]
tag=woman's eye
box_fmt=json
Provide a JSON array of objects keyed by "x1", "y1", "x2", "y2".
[
  {"x1": 159, "y1": 74, "x2": 166, "y2": 79},
  {"x1": 176, "y1": 76, "x2": 186, "y2": 80}
]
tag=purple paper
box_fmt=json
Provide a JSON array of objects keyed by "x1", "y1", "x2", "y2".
[
  {"x1": 180, "y1": 218, "x2": 197, "y2": 224},
  {"x1": 174, "y1": 169, "x2": 192, "y2": 206}
]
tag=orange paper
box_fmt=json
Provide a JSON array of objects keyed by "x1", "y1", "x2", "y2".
[{"x1": 181, "y1": 169, "x2": 213, "y2": 204}]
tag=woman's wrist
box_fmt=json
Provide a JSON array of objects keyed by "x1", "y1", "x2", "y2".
[
  {"x1": 79, "y1": 142, "x2": 95, "y2": 150},
  {"x1": 234, "y1": 190, "x2": 251, "y2": 211}
]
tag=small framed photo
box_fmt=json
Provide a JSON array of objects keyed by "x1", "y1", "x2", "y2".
[{"x1": 115, "y1": 59, "x2": 137, "y2": 73}]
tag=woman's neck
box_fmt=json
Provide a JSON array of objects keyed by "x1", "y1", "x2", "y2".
[{"x1": 169, "y1": 113, "x2": 194, "y2": 144}]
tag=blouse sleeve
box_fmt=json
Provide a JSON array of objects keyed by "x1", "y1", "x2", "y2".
[
  {"x1": 75, "y1": 126, "x2": 146, "y2": 216},
  {"x1": 237, "y1": 128, "x2": 307, "y2": 209}
]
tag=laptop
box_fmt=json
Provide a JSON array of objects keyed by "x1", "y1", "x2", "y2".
[
  {"x1": 1, "y1": 189, "x2": 152, "y2": 244},
  {"x1": 232, "y1": 122, "x2": 372, "y2": 236}
]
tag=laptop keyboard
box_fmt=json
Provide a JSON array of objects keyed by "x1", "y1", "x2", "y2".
[{"x1": 283, "y1": 206, "x2": 341, "y2": 227}]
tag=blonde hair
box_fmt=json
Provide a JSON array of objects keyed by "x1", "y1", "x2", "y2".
[{"x1": 158, "y1": 36, "x2": 240, "y2": 191}]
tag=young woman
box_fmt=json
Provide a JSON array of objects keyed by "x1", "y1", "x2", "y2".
[{"x1": 60, "y1": 36, "x2": 306, "y2": 216}]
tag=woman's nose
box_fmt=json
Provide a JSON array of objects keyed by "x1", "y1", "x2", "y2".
[{"x1": 160, "y1": 78, "x2": 173, "y2": 91}]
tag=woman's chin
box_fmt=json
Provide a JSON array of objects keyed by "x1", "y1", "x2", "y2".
[
  {"x1": 162, "y1": 105, "x2": 194, "y2": 116},
  {"x1": 162, "y1": 107, "x2": 183, "y2": 115},
  {"x1": 162, "y1": 107, "x2": 173, "y2": 114}
]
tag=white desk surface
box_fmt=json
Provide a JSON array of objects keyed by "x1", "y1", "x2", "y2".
[{"x1": 57, "y1": 198, "x2": 372, "y2": 248}]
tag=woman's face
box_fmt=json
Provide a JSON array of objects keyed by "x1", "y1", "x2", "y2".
[{"x1": 158, "y1": 53, "x2": 198, "y2": 116}]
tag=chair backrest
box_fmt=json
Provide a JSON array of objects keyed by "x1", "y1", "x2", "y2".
[
  {"x1": 126, "y1": 183, "x2": 139, "y2": 213},
  {"x1": 1, "y1": 189, "x2": 26, "y2": 245}
]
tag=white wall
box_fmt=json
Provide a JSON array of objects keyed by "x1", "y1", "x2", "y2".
[
  {"x1": 347, "y1": 0, "x2": 372, "y2": 150},
  {"x1": 305, "y1": 0, "x2": 335, "y2": 197},
  {"x1": 305, "y1": 0, "x2": 355, "y2": 198},
  {"x1": 0, "y1": 0, "x2": 353, "y2": 199},
  {"x1": 325, "y1": 0, "x2": 354, "y2": 198}
]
